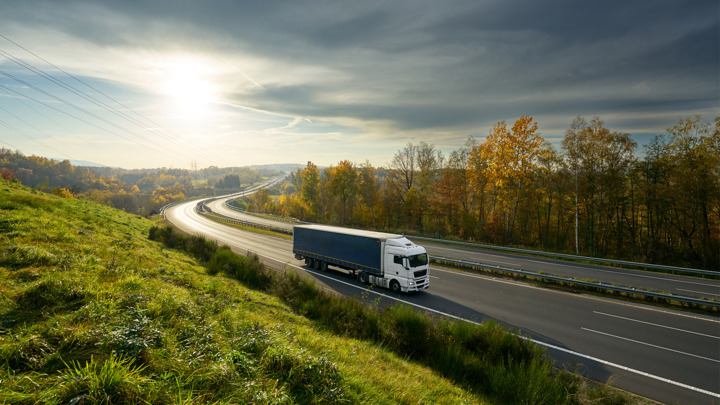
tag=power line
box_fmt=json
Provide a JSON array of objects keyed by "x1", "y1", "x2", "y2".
[
  {"x1": 0, "y1": 103, "x2": 85, "y2": 158},
  {"x1": 0, "y1": 34, "x2": 236, "y2": 168},
  {"x1": 0, "y1": 47, "x2": 228, "y2": 167}
]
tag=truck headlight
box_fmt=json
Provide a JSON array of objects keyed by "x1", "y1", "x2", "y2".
[{"x1": 408, "y1": 280, "x2": 414, "y2": 285}]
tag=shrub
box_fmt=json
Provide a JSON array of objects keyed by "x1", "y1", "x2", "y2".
[{"x1": 207, "y1": 247, "x2": 273, "y2": 290}]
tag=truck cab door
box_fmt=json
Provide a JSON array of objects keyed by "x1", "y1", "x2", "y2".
[{"x1": 392, "y1": 255, "x2": 404, "y2": 274}]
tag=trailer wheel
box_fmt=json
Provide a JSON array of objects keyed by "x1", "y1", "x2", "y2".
[
  {"x1": 305, "y1": 258, "x2": 311, "y2": 267},
  {"x1": 358, "y1": 272, "x2": 368, "y2": 284},
  {"x1": 319, "y1": 261, "x2": 328, "y2": 272},
  {"x1": 312, "y1": 259, "x2": 320, "y2": 270},
  {"x1": 390, "y1": 280, "x2": 401, "y2": 293}
]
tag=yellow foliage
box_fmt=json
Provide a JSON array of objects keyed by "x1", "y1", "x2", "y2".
[
  {"x1": 51, "y1": 187, "x2": 74, "y2": 199},
  {"x1": 480, "y1": 115, "x2": 548, "y2": 204}
]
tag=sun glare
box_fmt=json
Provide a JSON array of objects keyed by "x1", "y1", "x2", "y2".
[{"x1": 160, "y1": 58, "x2": 218, "y2": 118}]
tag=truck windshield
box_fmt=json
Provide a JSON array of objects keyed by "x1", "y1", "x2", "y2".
[{"x1": 408, "y1": 253, "x2": 428, "y2": 268}]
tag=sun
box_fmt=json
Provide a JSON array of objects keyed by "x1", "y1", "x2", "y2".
[{"x1": 160, "y1": 58, "x2": 218, "y2": 118}]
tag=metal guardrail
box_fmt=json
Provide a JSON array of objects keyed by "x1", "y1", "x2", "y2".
[
  {"x1": 432, "y1": 256, "x2": 719, "y2": 310},
  {"x1": 195, "y1": 203, "x2": 293, "y2": 235},
  {"x1": 223, "y1": 199, "x2": 306, "y2": 225},
  {"x1": 412, "y1": 236, "x2": 717, "y2": 278}
]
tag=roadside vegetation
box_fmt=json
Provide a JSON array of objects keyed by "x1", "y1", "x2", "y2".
[{"x1": 0, "y1": 180, "x2": 643, "y2": 404}]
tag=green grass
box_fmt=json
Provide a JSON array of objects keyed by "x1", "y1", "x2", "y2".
[
  {"x1": 0, "y1": 180, "x2": 483, "y2": 404},
  {"x1": 0, "y1": 180, "x2": 643, "y2": 404}
]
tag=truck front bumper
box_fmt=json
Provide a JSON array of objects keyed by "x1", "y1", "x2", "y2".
[{"x1": 406, "y1": 277, "x2": 430, "y2": 292}]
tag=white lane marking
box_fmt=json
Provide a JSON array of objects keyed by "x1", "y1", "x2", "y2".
[
  {"x1": 593, "y1": 311, "x2": 720, "y2": 339},
  {"x1": 582, "y1": 327, "x2": 720, "y2": 364},
  {"x1": 677, "y1": 288, "x2": 720, "y2": 297},
  {"x1": 248, "y1": 250, "x2": 720, "y2": 399}
]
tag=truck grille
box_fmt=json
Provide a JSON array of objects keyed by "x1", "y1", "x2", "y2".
[{"x1": 414, "y1": 269, "x2": 427, "y2": 277}]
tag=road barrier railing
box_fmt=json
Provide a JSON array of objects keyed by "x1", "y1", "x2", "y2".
[
  {"x1": 412, "y1": 236, "x2": 716, "y2": 278},
  {"x1": 431, "y1": 256, "x2": 719, "y2": 311},
  {"x1": 195, "y1": 204, "x2": 293, "y2": 235}
]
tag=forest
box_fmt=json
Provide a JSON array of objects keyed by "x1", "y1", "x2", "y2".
[
  {"x1": 251, "y1": 115, "x2": 719, "y2": 271},
  {"x1": 0, "y1": 150, "x2": 280, "y2": 217}
]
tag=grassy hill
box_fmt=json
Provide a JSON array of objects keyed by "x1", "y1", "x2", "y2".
[{"x1": 0, "y1": 180, "x2": 640, "y2": 404}]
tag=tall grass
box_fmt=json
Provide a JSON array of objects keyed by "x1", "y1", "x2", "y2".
[{"x1": 55, "y1": 354, "x2": 153, "y2": 404}]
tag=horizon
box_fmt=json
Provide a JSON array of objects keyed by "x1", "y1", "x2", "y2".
[{"x1": 1, "y1": 1, "x2": 718, "y2": 170}]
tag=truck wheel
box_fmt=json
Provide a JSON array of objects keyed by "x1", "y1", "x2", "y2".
[
  {"x1": 390, "y1": 280, "x2": 401, "y2": 293},
  {"x1": 358, "y1": 272, "x2": 368, "y2": 284}
]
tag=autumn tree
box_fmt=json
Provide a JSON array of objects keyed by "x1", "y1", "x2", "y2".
[
  {"x1": 356, "y1": 161, "x2": 380, "y2": 228},
  {"x1": 248, "y1": 188, "x2": 273, "y2": 213},
  {"x1": 387, "y1": 142, "x2": 417, "y2": 203},
  {"x1": 658, "y1": 116, "x2": 719, "y2": 267},
  {"x1": 327, "y1": 160, "x2": 358, "y2": 225},
  {"x1": 562, "y1": 116, "x2": 636, "y2": 256},
  {"x1": 433, "y1": 148, "x2": 468, "y2": 236},
  {"x1": 300, "y1": 162, "x2": 321, "y2": 222},
  {"x1": 480, "y1": 116, "x2": 548, "y2": 242},
  {"x1": 385, "y1": 142, "x2": 442, "y2": 231}
]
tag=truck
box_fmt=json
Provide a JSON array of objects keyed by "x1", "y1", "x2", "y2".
[{"x1": 293, "y1": 224, "x2": 430, "y2": 293}]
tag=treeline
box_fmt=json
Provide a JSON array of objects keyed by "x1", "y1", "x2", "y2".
[
  {"x1": 254, "y1": 115, "x2": 719, "y2": 270},
  {"x1": 0, "y1": 149, "x2": 279, "y2": 216}
]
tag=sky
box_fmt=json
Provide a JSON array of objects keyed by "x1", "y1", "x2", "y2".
[{"x1": 0, "y1": 0, "x2": 717, "y2": 170}]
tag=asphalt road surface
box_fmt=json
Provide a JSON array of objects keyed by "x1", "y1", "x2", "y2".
[{"x1": 166, "y1": 199, "x2": 720, "y2": 404}]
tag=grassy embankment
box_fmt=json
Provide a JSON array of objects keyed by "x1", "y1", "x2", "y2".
[{"x1": 0, "y1": 180, "x2": 638, "y2": 404}]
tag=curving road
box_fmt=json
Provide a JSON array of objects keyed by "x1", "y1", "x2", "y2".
[{"x1": 166, "y1": 198, "x2": 720, "y2": 405}]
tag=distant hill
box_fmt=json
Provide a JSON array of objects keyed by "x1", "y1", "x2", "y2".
[{"x1": 50, "y1": 158, "x2": 108, "y2": 167}]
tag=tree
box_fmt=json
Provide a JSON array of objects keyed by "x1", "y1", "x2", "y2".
[
  {"x1": 386, "y1": 142, "x2": 442, "y2": 231},
  {"x1": 328, "y1": 160, "x2": 358, "y2": 225},
  {"x1": 357, "y1": 161, "x2": 380, "y2": 229},
  {"x1": 387, "y1": 142, "x2": 417, "y2": 203},
  {"x1": 481, "y1": 116, "x2": 548, "y2": 242},
  {"x1": 562, "y1": 116, "x2": 636, "y2": 256},
  {"x1": 300, "y1": 162, "x2": 321, "y2": 222},
  {"x1": 660, "y1": 116, "x2": 720, "y2": 267}
]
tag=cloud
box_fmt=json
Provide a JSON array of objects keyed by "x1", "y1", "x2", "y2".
[{"x1": 0, "y1": 0, "x2": 717, "y2": 168}]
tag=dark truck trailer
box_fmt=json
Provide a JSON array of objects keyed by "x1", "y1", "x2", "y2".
[{"x1": 293, "y1": 224, "x2": 430, "y2": 293}]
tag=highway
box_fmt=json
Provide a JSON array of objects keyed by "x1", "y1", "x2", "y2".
[
  {"x1": 166, "y1": 198, "x2": 720, "y2": 404},
  {"x1": 207, "y1": 197, "x2": 720, "y2": 302}
]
